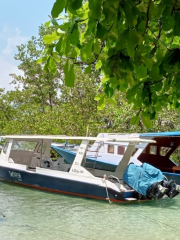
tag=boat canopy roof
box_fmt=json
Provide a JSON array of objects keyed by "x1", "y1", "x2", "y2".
[
  {"x1": 4, "y1": 135, "x2": 155, "y2": 143},
  {"x1": 140, "y1": 131, "x2": 180, "y2": 137}
]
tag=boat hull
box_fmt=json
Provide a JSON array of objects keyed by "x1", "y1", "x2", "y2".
[{"x1": 0, "y1": 165, "x2": 135, "y2": 202}]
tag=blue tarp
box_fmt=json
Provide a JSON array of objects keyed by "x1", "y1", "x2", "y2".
[{"x1": 123, "y1": 163, "x2": 164, "y2": 195}]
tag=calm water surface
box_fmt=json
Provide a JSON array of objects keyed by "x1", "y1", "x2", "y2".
[{"x1": 0, "y1": 180, "x2": 180, "y2": 240}]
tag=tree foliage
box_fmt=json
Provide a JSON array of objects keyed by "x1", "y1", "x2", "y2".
[{"x1": 41, "y1": 0, "x2": 180, "y2": 128}]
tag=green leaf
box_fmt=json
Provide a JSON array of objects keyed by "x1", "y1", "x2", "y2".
[
  {"x1": 135, "y1": 66, "x2": 147, "y2": 79},
  {"x1": 108, "y1": 98, "x2": 117, "y2": 106},
  {"x1": 101, "y1": 77, "x2": 109, "y2": 84},
  {"x1": 104, "y1": 83, "x2": 114, "y2": 98},
  {"x1": 68, "y1": 48, "x2": 78, "y2": 58},
  {"x1": 126, "y1": 83, "x2": 141, "y2": 102},
  {"x1": 142, "y1": 112, "x2": 152, "y2": 128},
  {"x1": 93, "y1": 39, "x2": 100, "y2": 54},
  {"x1": 109, "y1": 77, "x2": 120, "y2": 87},
  {"x1": 80, "y1": 39, "x2": 93, "y2": 61},
  {"x1": 55, "y1": 37, "x2": 63, "y2": 55},
  {"x1": 95, "y1": 60, "x2": 102, "y2": 69},
  {"x1": 149, "y1": 2, "x2": 156, "y2": 20},
  {"x1": 116, "y1": 31, "x2": 128, "y2": 50},
  {"x1": 44, "y1": 57, "x2": 50, "y2": 71},
  {"x1": 97, "y1": 96, "x2": 106, "y2": 110},
  {"x1": 52, "y1": 52, "x2": 60, "y2": 62},
  {"x1": 43, "y1": 31, "x2": 60, "y2": 44},
  {"x1": 142, "y1": 57, "x2": 153, "y2": 70},
  {"x1": 65, "y1": 36, "x2": 71, "y2": 56},
  {"x1": 64, "y1": 60, "x2": 75, "y2": 87},
  {"x1": 94, "y1": 93, "x2": 105, "y2": 101},
  {"x1": 70, "y1": 24, "x2": 80, "y2": 46},
  {"x1": 162, "y1": 16, "x2": 175, "y2": 32},
  {"x1": 124, "y1": 3, "x2": 137, "y2": 28},
  {"x1": 127, "y1": 31, "x2": 142, "y2": 58},
  {"x1": 84, "y1": 65, "x2": 91, "y2": 74},
  {"x1": 89, "y1": 0, "x2": 102, "y2": 19},
  {"x1": 71, "y1": 0, "x2": 83, "y2": 10},
  {"x1": 51, "y1": 19, "x2": 58, "y2": 26},
  {"x1": 96, "y1": 22, "x2": 107, "y2": 39},
  {"x1": 154, "y1": 82, "x2": 163, "y2": 91},
  {"x1": 36, "y1": 57, "x2": 48, "y2": 64},
  {"x1": 85, "y1": 18, "x2": 97, "y2": 36},
  {"x1": 126, "y1": 72, "x2": 135, "y2": 86},
  {"x1": 149, "y1": 65, "x2": 160, "y2": 80},
  {"x1": 174, "y1": 13, "x2": 180, "y2": 36},
  {"x1": 130, "y1": 114, "x2": 140, "y2": 125},
  {"x1": 51, "y1": 0, "x2": 66, "y2": 18},
  {"x1": 59, "y1": 22, "x2": 72, "y2": 31},
  {"x1": 44, "y1": 21, "x2": 51, "y2": 28},
  {"x1": 142, "y1": 86, "x2": 150, "y2": 106},
  {"x1": 49, "y1": 57, "x2": 57, "y2": 73},
  {"x1": 137, "y1": 21, "x2": 146, "y2": 33}
]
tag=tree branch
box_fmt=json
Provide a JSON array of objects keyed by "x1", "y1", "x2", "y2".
[
  {"x1": 148, "y1": 27, "x2": 172, "y2": 51},
  {"x1": 143, "y1": 0, "x2": 152, "y2": 37}
]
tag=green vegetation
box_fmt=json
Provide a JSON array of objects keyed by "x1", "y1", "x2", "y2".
[
  {"x1": 1, "y1": 0, "x2": 180, "y2": 137},
  {"x1": 40, "y1": 0, "x2": 180, "y2": 128}
]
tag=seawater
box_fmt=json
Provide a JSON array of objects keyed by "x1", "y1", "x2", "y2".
[{"x1": 0, "y1": 180, "x2": 180, "y2": 240}]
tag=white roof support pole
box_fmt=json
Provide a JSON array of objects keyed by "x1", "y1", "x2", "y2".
[
  {"x1": 69, "y1": 140, "x2": 89, "y2": 173},
  {"x1": 114, "y1": 143, "x2": 136, "y2": 179},
  {"x1": 5, "y1": 139, "x2": 13, "y2": 162}
]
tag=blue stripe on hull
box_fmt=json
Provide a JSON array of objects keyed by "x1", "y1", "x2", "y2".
[
  {"x1": 0, "y1": 166, "x2": 132, "y2": 202},
  {"x1": 163, "y1": 172, "x2": 180, "y2": 185}
]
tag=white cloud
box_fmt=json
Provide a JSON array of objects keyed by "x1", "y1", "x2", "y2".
[
  {"x1": 0, "y1": 26, "x2": 27, "y2": 91},
  {"x1": 2, "y1": 28, "x2": 27, "y2": 55},
  {"x1": 0, "y1": 57, "x2": 23, "y2": 91}
]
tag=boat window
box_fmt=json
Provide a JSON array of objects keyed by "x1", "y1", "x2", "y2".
[
  {"x1": 12, "y1": 141, "x2": 38, "y2": 152},
  {"x1": 150, "y1": 145, "x2": 157, "y2": 155},
  {"x1": 37, "y1": 143, "x2": 46, "y2": 154},
  {"x1": 117, "y1": 146, "x2": 125, "y2": 155},
  {"x1": 170, "y1": 145, "x2": 180, "y2": 164},
  {"x1": 108, "y1": 145, "x2": 114, "y2": 154},
  {"x1": 160, "y1": 147, "x2": 171, "y2": 156},
  {"x1": 3, "y1": 141, "x2": 9, "y2": 154}
]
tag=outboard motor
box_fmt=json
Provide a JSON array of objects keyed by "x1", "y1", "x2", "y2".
[{"x1": 123, "y1": 163, "x2": 180, "y2": 200}]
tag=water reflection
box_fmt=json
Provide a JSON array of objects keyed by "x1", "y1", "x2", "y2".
[{"x1": 0, "y1": 180, "x2": 180, "y2": 240}]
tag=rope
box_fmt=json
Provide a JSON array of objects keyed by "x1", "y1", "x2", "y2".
[{"x1": 103, "y1": 174, "x2": 112, "y2": 204}]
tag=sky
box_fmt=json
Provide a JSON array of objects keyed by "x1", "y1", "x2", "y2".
[{"x1": 0, "y1": 0, "x2": 55, "y2": 91}]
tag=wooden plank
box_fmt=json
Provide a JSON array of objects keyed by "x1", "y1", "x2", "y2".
[{"x1": 172, "y1": 166, "x2": 180, "y2": 173}]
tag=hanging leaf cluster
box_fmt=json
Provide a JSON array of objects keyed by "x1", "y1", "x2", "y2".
[{"x1": 40, "y1": 0, "x2": 180, "y2": 128}]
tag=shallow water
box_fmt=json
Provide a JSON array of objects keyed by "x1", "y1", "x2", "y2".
[{"x1": 0, "y1": 180, "x2": 180, "y2": 240}]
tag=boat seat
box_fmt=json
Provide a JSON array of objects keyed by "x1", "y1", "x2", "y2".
[
  {"x1": 29, "y1": 157, "x2": 41, "y2": 168},
  {"x1": 172, "y1": 166, "x2": 180, "y2": 173}
]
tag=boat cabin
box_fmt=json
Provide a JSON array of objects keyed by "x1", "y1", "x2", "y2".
[
  {"x1": 0, "y1": 135, "x2": 154, "y2": 179},
  {"x1": 139, "y1": 132, "x2": 180, "y2": 173},
  {"x1": 0, "y1": 136, "x2": 72, "y2": 172}
]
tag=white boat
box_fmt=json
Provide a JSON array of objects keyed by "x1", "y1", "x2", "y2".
[
  {"x1": 51, "y1": 133, "x2": 147, "y2": 171},
  {"x1": 0, "y1": 135, "x2": 178, "y2": 202}
]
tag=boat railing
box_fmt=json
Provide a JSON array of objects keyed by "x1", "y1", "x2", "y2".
[{"x1": 83, "y1": 141, "x2": 104, "y2": 171}]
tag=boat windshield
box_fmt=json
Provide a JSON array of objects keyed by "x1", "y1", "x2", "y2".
[{"x1": 11, "y1": 141, "x2": 38, "y2": 152}]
